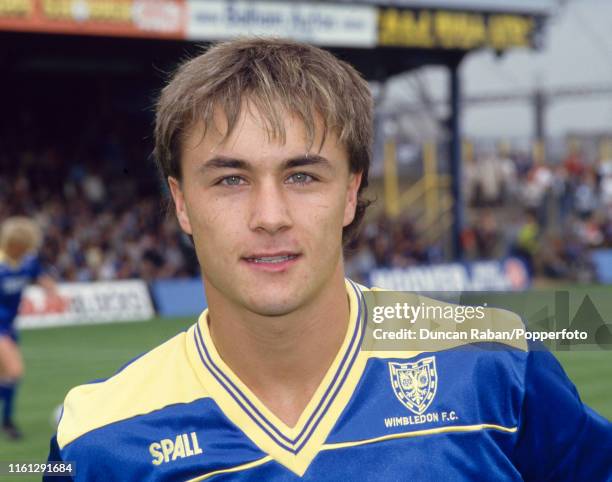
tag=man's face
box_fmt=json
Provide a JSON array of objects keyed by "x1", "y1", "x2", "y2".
[
  {"x1": 5, "y1": 238, "x2": 31, "y2": 262},
  {"x1": 168, "y1": 105, "x2": 361, "y2": 317}
]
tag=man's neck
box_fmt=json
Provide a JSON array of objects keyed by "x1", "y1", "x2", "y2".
[{"x1": 204, "y1": 269, "x2": 350, "y2": 427}]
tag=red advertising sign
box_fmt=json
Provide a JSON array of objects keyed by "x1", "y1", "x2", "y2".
[{"x1": 0, "y1": 0, "x2": 187, "y2": 39}]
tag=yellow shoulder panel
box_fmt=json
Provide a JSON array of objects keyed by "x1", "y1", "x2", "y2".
[{"x1": 57, "y1": 325, "x2": 209, "y2": 449}]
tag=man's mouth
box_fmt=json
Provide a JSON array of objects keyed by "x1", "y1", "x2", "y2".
[
  {"x1": 242, "y1": 252, "x2": 301, "y2": 271},
  {"x1": 245, "y1": 255, "x2": 299, "y2": 264}
]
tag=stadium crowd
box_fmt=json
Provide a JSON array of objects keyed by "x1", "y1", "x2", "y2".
[
  {"x1": 461, "y1": 144, "x2": 612, "y2": 281},
  {"x1": 1, "y1": 106, "x2": 199, "y2": 282},
  {"x1": 2, "y1": 104, "x2": 611, "y2": 283}
]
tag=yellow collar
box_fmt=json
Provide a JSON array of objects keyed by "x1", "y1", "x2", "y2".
[{"x1": 186, "y1": 279, "x2": 369, "y2": 476}]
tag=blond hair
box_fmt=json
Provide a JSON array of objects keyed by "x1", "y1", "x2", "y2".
[
  {"x1": 154, "y1": 37, "x2": 372, "y2": 244},
  {"x1": 0, "y1": 216, "x2": 42, "y2": 254}
]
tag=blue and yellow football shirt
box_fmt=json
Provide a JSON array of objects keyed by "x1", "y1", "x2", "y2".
[
  {"x1": 0, "y1": 252, "x2": 41, "y2": 335},
  {"x1": 47, "y1": 280, "x2": 612, "y2": 481}
]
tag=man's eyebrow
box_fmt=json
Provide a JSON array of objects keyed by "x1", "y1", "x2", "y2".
[
  {"x1": 283, "y1": 155, "x2": 333, "y2": 170},
  {"x1": 198, "y1": 154, "x2": 333, "y2": 173},
  {"x1": 200, "y1": 156, "x2": 250, "y2": 171}
]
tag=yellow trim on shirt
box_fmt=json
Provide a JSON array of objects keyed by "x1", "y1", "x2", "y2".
[
  {"x1": 186, "y1": 279, "x2": 369, "y2": 476},
  {"x1": 321, "y1": 423, "x2": 518, "y2": 451},
  {"x1": 183, "y1": 424, "x2": 517, "y2": 480},
  {"x1": 195, "y1": 279, "x2": 361, "y2": 439},
  {"x1": 185, "y1": 455, "x2": 274, "y2": 482}
]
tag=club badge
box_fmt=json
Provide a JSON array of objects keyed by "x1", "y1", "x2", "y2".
[{"x1": 389, "y1": 357, "x2": 438, "y2": 415}]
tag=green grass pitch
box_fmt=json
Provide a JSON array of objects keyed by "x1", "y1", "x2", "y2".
[{"x1": 0, "y1": 316, "x2": 610, "y2": 481}]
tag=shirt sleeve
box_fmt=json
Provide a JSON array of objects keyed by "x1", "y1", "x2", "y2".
[
  {"x1": 44, "y1": 434, "x2": 74, "y2": 482},
  {"x1": 514, "y1": 349, "x2": 612, "y2": 481}
]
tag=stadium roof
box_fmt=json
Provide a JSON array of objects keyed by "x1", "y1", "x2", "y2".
[
  {"x1": 328, "y1": 0, "x2": 555, "y2": 15},
  {"x1": 0, "y1": 0, "x2": 553, "y2": 52}
]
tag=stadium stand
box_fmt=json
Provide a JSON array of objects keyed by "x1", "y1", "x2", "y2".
[
  {"x1": 1, "y1": 77, "x2": 611, "y2": 285},
  {"x1": 2, "y1": 104, "x2": 612, "y2": 285}
]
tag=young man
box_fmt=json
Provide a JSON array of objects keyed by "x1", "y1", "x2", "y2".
[
  {"x1": 0, "y1": 216, "x2": 55, "y2": 439},
  {"x1": 47, "y1": 38, "x2": 611, "y2": 481}
]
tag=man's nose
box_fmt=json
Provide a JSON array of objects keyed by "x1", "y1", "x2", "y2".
[{"x1": 248, "y1": 180, "x2": 293, "y2": 234}]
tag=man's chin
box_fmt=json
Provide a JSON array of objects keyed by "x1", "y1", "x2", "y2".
[
  {"x1": 245, "y1": 299, "x2": 301, "y2": 317},
  {"x1": 240, "y1": 288, "x2": 306, "y2": 317}
]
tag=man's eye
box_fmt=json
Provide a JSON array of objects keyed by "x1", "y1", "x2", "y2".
[
  {"x1": 287, "y1": 173, "x2": 314, "y2": 185},
  {"x1": 219, "y1": 176, "x2": 245, "y2": 186}
]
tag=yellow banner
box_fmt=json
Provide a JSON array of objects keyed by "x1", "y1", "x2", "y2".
[
  {"x1": 379, "y1": 8, "x2": 535, "y2": 50},
  {"x1": 0, "y1": 0, "x2": 32, "y2": 17},
  {"x1": 42, "y1": 0, "x2": 132, "y2": 23}
]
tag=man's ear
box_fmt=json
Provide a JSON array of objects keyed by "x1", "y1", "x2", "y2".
[
  {"x1": 343, "y1": 171, "x2": 363, "y2": 227},
  {"x1": 168, "y1": 176, "x2": 193, "y2": 235}
]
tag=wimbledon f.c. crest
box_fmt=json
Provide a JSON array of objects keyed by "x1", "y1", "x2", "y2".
[{"x1": 388, "y1": 357, "x2": 438, "y2": 415}]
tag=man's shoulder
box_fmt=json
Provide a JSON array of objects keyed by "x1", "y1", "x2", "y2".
[{"x1": 57, "y1": 324, "x2": 209, "y2": 450}]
